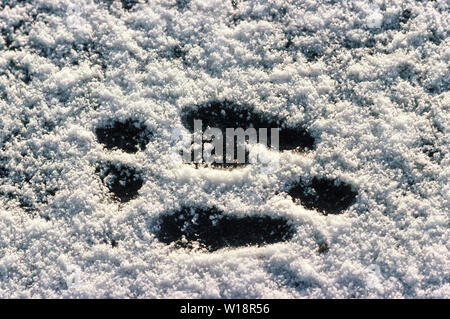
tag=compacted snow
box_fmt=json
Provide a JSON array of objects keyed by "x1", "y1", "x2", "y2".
[{"x1": 0, "y1": 0, "x2": 448, "y2": 298}]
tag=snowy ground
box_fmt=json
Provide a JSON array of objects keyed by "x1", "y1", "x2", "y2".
[{"x1": 0, "y1": 0, "x2": 449, "y2": 298}]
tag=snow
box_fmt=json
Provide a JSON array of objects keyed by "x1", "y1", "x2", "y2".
[{"x1": 0, "y1": 0, "x2": 449, "y2": 298}]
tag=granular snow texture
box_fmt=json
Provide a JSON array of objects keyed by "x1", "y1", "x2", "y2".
[{"x1": 0, "y1": 0, "x2": 449, "y2": 298}]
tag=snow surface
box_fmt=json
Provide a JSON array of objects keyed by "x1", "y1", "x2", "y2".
[{"x1": 0, "y1": 0, "x2": 449, "y2": 298}]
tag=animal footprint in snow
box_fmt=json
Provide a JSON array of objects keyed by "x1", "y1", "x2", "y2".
[
  {"x1": 95, "y1": 118, "x2": 152, "y2": 201},
  {"x1": 96, "y1": 161, "x2": 144, "y2": 203},
  {"x1": 179, "y1": 100, "x2": 315, "y2": 169},
  {"x1": 93, "y1": 102, "x2": 358, "y2": 252},
  {"x1": 95, "y1": 118, "x2": 153, "y2": 154},
  {"x1": 180, "y1": 99, "x2": 357, "y2": 214},
  {"x1": 287, "y1": 177, "x2": 358, "y2": 215},
  {"x1": 156, "y1": 205, "x2": 295, "y2": 252}
]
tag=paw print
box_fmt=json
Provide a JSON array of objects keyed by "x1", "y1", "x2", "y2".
[
  {"x1": 95, "y1": 118, "x2": 149, "y2": 202},
  {"x1": 156, "y1": 206, "x2": 295, "y2": 252},
  {"x1": 287, "y1": 177, "x2": 358, "y2": 216},
  {"x1": 95, "y1": 119, "x2": 152, "y2": 154},
  {"x1": 94, "y1": 100, "x2": 357, "y2": 252},
  {"x1": 95, "y1": 161, "x2": 144, "y2": 203}
]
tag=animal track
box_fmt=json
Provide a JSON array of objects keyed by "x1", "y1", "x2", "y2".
[
  {"x1": 95, "y1": 118, "x2": 153, "y2": 153},
  {"x1": 156, "y1": 206, "x2": 295, "y2": 252},
  {"x1": 96, "y1": 161, "x2": 143, "y2": 202},
  {"x1": 287, "y1": 177, "x2": 357, "y2": 215},
  {"x1": 181, "y1": 100, "x2": 315, "y2": 167},
  {"x1": 94, "y1": 103, "x2": 356, "y2": 252},
  {"x1": 94, "y1": 119, "x2": 149, "y2": 203}
]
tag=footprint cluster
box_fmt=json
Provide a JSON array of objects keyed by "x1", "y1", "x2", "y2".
[
  {"x1": 94, "y1": 100, "x2": 357, "y2": 252},
  {"x1": 95, "y1": 118, "x2": 151, "y2": 202}
]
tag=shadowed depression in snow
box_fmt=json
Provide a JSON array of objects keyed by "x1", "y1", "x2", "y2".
[
  {"x1": 181, "y1": 100, "x2": 315, "y2": 152},
  {"x1": 180, "y1": 100, "x2": 315, "y2": 167},
  {"x1": 156, "y1": 206, "x2": 296, "y2": 252},
  {"x1": 0, "y1": 0, "x2": 447, "y2": 298},
  {"x1": 95, "y1": 119, "x2": 153, "y2": 153},
  {"x1": 96, "y1": 161, "x2": 144, "y2": 202},
  {"x1": 287, "y1": 177, "x2": 358, "y2": 215}
]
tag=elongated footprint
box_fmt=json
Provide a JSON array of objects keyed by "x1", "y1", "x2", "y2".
[{"x1": 156, "y1": 205, "x2": 296, "y2": 252}]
